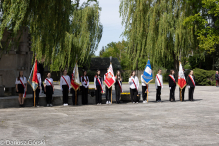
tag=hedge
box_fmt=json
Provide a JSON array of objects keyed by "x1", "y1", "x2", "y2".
[{"x1": 193, "y1": 68, "x2": 216, "y2": 86}]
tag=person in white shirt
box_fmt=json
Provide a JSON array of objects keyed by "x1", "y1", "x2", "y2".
[
  {"x1": 60, "y1": 69, "x2": 71, "y2": 106},
  {"x1": 155, "y1": 69, "x2": 163, "y2": 102},
  {"x1": 33, "y1": 71, "x2": 41, "y2": 107},
  {"x1": 104, "y1": 68, "x2": 112, "y2": 105},
  {"x1": 141, "y1": 74, "x2": 148, "y2": 103},
  {"x1": 15, "y1": 71, "x2": 27, "y2": 107},
  {"x1": 129, "y1": 71, "x2": 139, "y2": 104},
  {"x1": 44, "y1": 73, "x2": 54, "y2": 107},
  {"x1": 94, "y1": 70, "x2": 103, "y2": 105},
  {"x1": 81, "y1": 70, "x2": 89, "y2": 105},
  {"x1": 168, "y1": 70, "x2": 176, "y2": 102}
]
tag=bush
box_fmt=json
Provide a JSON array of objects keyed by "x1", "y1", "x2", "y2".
[
  {"x1": 121, "y1": 70, "x2": 132, "y2": 82},
  {"x1": 193, "y1": 68, "x2": 216, "y2": 86}
]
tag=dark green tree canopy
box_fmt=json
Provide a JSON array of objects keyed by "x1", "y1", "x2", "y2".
[{"x1": 0, "y1": 0, "x2": 103, "y2": 71}]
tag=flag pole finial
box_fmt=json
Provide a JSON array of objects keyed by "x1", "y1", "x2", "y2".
[
  {"x1": 148, "y1": 55, "x2": 150, "y2": 60},
  {"x1": 110, "y1": 56, "x2": 112, "y2": 64}
]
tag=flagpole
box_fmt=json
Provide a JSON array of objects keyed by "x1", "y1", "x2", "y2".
[
  {"x1": 110, "y1": 56, "x2": 112, "y2": 104},
  {"x1": 75, "y1": 90, "x2": 77, "y2": 105},
  {"x1": 147, "y1": 85, "x2": 148, "y2": 102},
  {"x1": 180, "y1": 89, "x2": 182, "y2": 101},
  {"x1": 34, "y1": 91, "x2": 36, "y2": 107}
]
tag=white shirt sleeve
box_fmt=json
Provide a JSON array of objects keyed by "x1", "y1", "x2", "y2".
[
  {"x1": 87, "y1": 77, "x2": 89, "y2": 87},
  {"x1": 68, "y1": 76, "x2": 71, "y2": 90},
  {"x1": 155, "y1": 75, "x2": 158, "y2": 88},
  {"x1": 94, "y1": 77, "x2": 96, "y2": 88},
  {"x1": 136, "y1": 77, "x2": 139, "y2": 90},
  {"x1": 15, "y1": 78, "x2": 19, "y2": 84},
  {"x1": 60, "y1": 77, "x2": 63, "y2": 91},
  {"x1": 129, "y1": 77, "x2": 132, "y2": 84},
  {"x1": 24, "y1": 77, "x2": 27, "y2": 84}
]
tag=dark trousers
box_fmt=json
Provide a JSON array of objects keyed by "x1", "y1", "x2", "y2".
[
  {"x1": 62, "y1": 85, "x2": 69, "y2": 104},
  {"x1": 189, "y1": 87, "x2": 194, "y2": 101},
  {"x1": 115, "y1": 85, "x2": 121, "y2": 103},
  {"x1": 72, "y1": 89, "x2": 79, "y2": 105},
  {"x1": 82, "y1": 86, "x2": 88, "y2": 105},
  {"x1": 142, "y1": 86, "x2": 147, "y2": 101},
  {"x1": 179, "y1": 87, "x2": 186, "y2": 101},
  {"x1": 46, "y1": 86, "x2": 53, "y2": 104},
  {"x1": 216, "y1": 80, "x2": 219, "y2": 86},
  {"x1": 33, "y1": 88, "x2": 40, "y2": 106},
  {"x1": 95, "y1": 85, "x2": 102, "y2": 104},
  {"x1": 130, "y1": 88, "x2": 137, "y2": 102},
  {"x1": 156, "y1": 86, "x2": 161, "y2": 101},
  {"x1": 169, "y1": 86, "x2": 176, "y2": 101},
  {"x1": 105, "y1": 86, "x2": 112, "y2": 102}
]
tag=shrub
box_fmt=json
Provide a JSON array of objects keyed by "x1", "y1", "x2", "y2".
[{"x1": 193, "y1": 68, "x2": 216, "y2": 86}]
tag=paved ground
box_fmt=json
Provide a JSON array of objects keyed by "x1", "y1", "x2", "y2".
[{"x1": 0, "y1": 84, "x2": 219, "y2": 146}]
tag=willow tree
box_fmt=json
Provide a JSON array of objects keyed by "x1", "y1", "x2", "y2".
[
  {"x1": 0, "y1": 0, "x2": 102, "y2": 71},
  {"x1": 119, "y1": 0, "x2": 195, "y2": 71}
]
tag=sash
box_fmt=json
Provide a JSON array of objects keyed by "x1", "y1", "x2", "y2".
[
  {"x1": 95, "y1": 76, "x2": 103, "y2": 93},
  {"x1": 62, "y1": 76, "x2": 69, "y2": 88},
  {"x1": 189, "y1": 75, "x2": 195, "y2": 87},
  {"x1": 131, "y1": 77, "x2": 138, "y2": 92},
  {"x1": 117, "y1": 80, "x2": 123, "y2": 93},
  {"x1": 156, "y1": 75, "x2": 162, "y2": 88},
  {"x1": 83, "y1": 76, "x2": 87, "y2": 84},
  {"x1": 19, "y1": 78, "x2": 26, "y2": 98},
  {"x1": 46, "y1": 78, "x2": 53, "y2": 87},
  {"x1": 169, "y1": 75, "x2": 176, "y2": 83}
]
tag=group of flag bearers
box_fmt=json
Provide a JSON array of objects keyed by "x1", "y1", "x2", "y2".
[{"x1": 15, "y1": 59, "x2": 195, "y2": 107}]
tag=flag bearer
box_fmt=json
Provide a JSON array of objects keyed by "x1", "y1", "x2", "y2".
[
  {"x1": 104, "y1": 68, "x2": 112, "y2": 105},
  {"x1": 141, "y1": 74, "x2": 148, "y2": 103},
  {"x1": 33, "y1": 70, "x2": 41, "y2": 107},
  {"x1": 60, "y1": 69, "x2": 71, "y2": 106},
  {"x1": 155, "y1": 69, "x2": 163, "y2": 102},
  {"x1": 168, "y1": 70, "x2": 176, "y2": 102}
]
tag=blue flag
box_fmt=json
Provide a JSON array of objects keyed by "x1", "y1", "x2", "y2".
[{"x1": 142, "y1": 60, "x2": 153, "y2": 84}]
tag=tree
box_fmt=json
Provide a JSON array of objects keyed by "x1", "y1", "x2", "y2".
[
  {"x1": 184, "y1": 0, "x2": 219, "y2": 53},
  {"x1": 0, "y1": 0, "x2": 103, "y2": 71},
  {"x1": 119, "y1": 0, "x2": 196, "y2": 72}
]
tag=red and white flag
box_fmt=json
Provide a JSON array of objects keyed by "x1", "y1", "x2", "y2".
[
  {"x1": 71, "y1": 63, "x2": 80, "y2": 91},
  {"x1": 104, "y1": 64, "x2": 115, "y2": 88},
  {"x1": 178, "y1": 62, "x2": 187, "y2": 89}
]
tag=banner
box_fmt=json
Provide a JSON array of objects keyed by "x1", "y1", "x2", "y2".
[
  {"x1": 142, "y1": 60, "x2": 153, "y2": 84},
  {"x1": 28, "y1": 60, "x2": 38, "y2": 91},
  {"x1": 104, "y1": 64, "x2": 115, "y2": 88},
  {"x1": 178, "y1": 62, "x2": 187, "y2": 89},
  {"x1": 71, "y1": 63, "x2": 80, "y2": 90}
]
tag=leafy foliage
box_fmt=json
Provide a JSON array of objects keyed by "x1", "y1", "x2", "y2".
[
  {"x1": 193, "y1": 68, "x2": 216, "y2": 86},
  {"x1": 0, "y1": 0, "x2": 102, "y2": 71}
]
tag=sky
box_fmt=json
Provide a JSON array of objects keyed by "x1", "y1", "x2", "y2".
[{"x1": 80, "y1": 0, "x2": 125, "y2": 56}]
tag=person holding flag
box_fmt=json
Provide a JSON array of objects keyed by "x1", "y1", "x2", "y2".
[
  {"x1": 94, "y1": 70, "x2": 103, "y2": 105},
  {"x1": 114, "y1": 70, "x2": 122, "y2": 104},
  {"x1": 155, "y1": 69, "x2": 163, "y2": 102},
  {"x1": 104, "y1": 63, "x2": 116, "y2": 104},
  {"x1": 178, "y1": 62, "x2": 187, "y2": 101},
  {"x1": 129, "y1": 71, "x2": 139, "y2": 104},
  {"x1": 60, "y1": 69, "x2": 71, "y2": 106},
  {"x1": 104, "y1": 68, "x2": 112, "y2": 105},
  {"x1": 187, "y1": 70, "x2": 195, "y2": 101},
  {"x1": 71, "y1": 63, "x2": 81, "y2": 105},
  {"x1": 168, "y1": 70, "x2": 176, "y2": 102},
  {"x1": 81, "y1": 70, "x2": 89, "y2": 105},
  {"x1": 142, "y1": 59, "x2": 153, "y2": 103},
  {"x1": 15, "y1": 71, "x2": 27, "y2": 107}
]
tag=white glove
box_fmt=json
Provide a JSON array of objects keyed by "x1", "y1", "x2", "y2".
[
  {"x1": 169, "y1": 87, "x2": 171, "y2": 90},
  {"x1": 188, "y1": 86, "x2": 190, "y2": 89},
  {"x1": 156, "y1": 86, "x2": 158, "y2": 89}
]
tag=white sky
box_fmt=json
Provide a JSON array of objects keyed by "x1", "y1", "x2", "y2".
[{"x1": 80, "y1": 0, "x2": 125, "y2": 56}]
